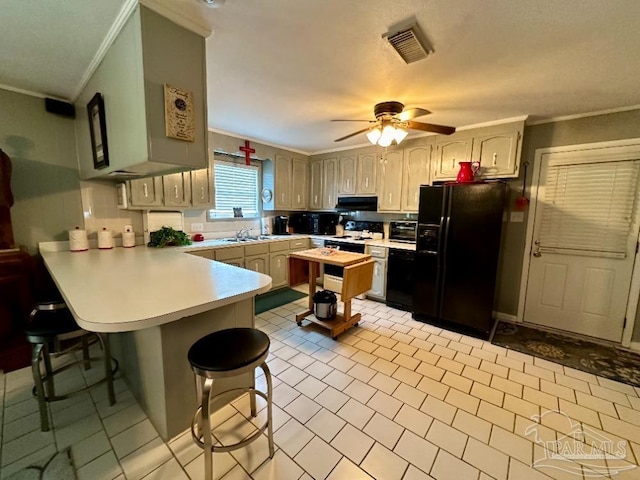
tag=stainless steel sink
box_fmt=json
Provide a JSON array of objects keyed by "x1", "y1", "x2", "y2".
[{"x1": 219, "y1": 236, "x2": 272, "y2": 243}]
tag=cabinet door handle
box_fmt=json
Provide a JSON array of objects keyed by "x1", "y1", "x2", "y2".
[
  {"x1": 414, "y1": 191, "x2": 418, "y2": 202},
  {"x1": 451, "y1": 157, "x2": 456, "y2": 169},
  {"x1": 143, "y1": 183, "x2": 148, "y2": 198},
  {"x1": 200, "y1": 187, "x2": 205, "y2": 200},
  {"x1": 365, "y1": 178, "x2": 369, "y2": 188},
  {"x1": 281, "y1": 193, "x2": 285, "y2": 202},
  {"x1": 346, "y1": 179, "x2": 350, "y2": 189},
  {"x1": 174, "y1": 185, "x2": 179, "y2": 198},
  {"x1": 374, "y1": 264, "x2": 379, "y2": 276},
  {"x1": 314, "y1": 195, "x2": 318, "y2": 204},
  {"x1": 297, "y1": 194, "x2": 301, "y2": 203},
  {"x1": 389, "y1": 193, "x2": 392, "y2": 203},
  {"x1": 492, "y1": 153, "x2": 498, "y2": 166}
]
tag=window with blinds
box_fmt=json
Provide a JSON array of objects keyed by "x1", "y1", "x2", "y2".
[
  {"x1": 539, "y1": 160, "x2": 640, "y2": 258},
  {"x1": 208, "y1": 160, "x2": 260, "y2": 219}
]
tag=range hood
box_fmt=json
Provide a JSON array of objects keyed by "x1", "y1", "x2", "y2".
[{"x1": 335, "y1": 196, "x2": 378, "y2": 212}]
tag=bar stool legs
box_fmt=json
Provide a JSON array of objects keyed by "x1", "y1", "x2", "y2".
[{"x1": 188, "y1": 328, "x2": 274, "y2": 480}]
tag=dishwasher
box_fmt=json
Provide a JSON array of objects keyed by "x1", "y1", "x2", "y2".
[{"x1": 386, "y1": 248, "x2": 415, "y2": 311}]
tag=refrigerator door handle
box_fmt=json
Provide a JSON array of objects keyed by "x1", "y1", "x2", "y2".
[{"x1": 438, "y1": 189, "x2": 453, "y2": 318}]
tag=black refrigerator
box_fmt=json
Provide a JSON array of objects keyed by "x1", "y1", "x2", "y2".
[{"x1": 412, "y1": 182, "x2": 506, "y2": 337}]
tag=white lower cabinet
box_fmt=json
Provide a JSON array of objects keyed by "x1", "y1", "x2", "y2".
[
  {"x1": 245, "y1": 254, "x2": 269, "y2": 275},
  {"x1": 269, "y1": 253, "x2": 289, "y2": 288},
  {"x1": 366, "y1": 245, "x2": 387, "y2": 300}
]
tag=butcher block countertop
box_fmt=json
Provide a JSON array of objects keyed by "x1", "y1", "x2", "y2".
[
  {"x1": 289, "y1": 248, "x2": 371, "y2": 266},
  {"x1": 39, "y1": 243, "x2": 272, "y2": 333}
]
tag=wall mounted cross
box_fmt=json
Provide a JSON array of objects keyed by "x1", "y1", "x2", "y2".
[{"x1": 239, "y1": 140, "x2": 255, "y2": 166}]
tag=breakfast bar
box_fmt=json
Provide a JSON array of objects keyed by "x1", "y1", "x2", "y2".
[
  {"x1": 39, "y1": 243, "x2": 272, "y2": 441},
  {"x1": 289, "y1": 248, "x2": 374, "y2": 339}
]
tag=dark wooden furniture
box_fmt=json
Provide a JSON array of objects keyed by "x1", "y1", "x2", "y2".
[{"x1": 0, "y1": 248, "x2": 33, "y2": 372}]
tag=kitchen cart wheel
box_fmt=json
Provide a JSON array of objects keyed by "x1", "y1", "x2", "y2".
[
  {"x1": 332, "y1": 336, "x2": 337, "y2": 340},
  {"x1": 296, "y1": 321, "x2": 302, "y2": 326},
  {"x1": 354, "y1": 323, "x2": 359, "y2": 327}
]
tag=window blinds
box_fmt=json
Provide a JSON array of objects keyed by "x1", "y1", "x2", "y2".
[
  {"x1": 539, "y1": 160, "x2": 640, "y2": 258},
  {"x1": 209, "y1": 161, "x2": 259, "y2": 218}
]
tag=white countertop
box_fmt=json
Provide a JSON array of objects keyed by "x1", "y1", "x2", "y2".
[{"x1": 40, "y1": 244, "x2": 272, "y2": 333}]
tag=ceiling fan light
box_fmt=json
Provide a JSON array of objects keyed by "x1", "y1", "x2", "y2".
[
  {"x1": 366, "y1": 128, "x2": 382, "y2": 145},
  {"x1": 394, "y1": 128, "x2": 408, "y2": 144},
  {"x1": 378, "y1": 125, "x2": 396, "y2": 147}
]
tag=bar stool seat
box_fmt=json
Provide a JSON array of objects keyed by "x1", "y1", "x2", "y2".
[
  {"x1": 25, "y1": 301, "x2": 117, "y2": 432},
  {"x1": 188, "y1": 327, "x2": 274, "y2": 480}
]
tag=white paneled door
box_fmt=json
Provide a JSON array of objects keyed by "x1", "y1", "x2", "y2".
[{"x1": 524, "y1": 148, "x2": 640, "y2": 342}]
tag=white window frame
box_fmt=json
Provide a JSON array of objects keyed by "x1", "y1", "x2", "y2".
[{"x1": 207, "y1": 157, "x2": 261, "y2": 220}]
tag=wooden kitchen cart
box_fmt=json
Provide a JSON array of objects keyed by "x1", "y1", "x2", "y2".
[{"x1": 289, "y1": 248, "x2": 374, "y2": 339}]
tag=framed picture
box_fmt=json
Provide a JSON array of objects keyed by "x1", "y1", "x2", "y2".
[
  {"x1": 164, "y1": 84, "x2": 195, "y2": 142},
  {"x1": 87, "y1": 92, "x2": 109, "y2": 169}
]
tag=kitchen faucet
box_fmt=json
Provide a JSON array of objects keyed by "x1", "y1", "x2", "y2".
[{"x1": 235, "y1": 227, "x2": 252, "y2": 240}]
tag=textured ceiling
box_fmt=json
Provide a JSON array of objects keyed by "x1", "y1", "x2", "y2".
[{"x1": 2, "y1": 0, "x2": 640, "y2": 154}]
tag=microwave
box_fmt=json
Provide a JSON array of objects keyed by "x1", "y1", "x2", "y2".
[{"x1": 389, "y1": 220, "x2": 417, "y2": 243}]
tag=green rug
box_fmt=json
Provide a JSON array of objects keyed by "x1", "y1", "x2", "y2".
[{"x1": 255, "y1": 288, "x2": 307, "y2": 314}]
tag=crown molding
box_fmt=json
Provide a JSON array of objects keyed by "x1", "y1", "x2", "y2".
[
  {"x1": 70, "y1": 0, "x2": 139, "y2": 102},
  {"x1": 208, "y1": 128, "x2": 311, "y2": 156},
  {"x1": 70, "y1": 0, "x2": 212, "y2": 103},
  {"x1": 527, "y1": 105, "x2": 640, "y2": 126},
  {"x1": 0, "y1": 84, "x2": 47, "y2": 100},
  {"x1": 140, "y1": 0, "x2": 212, "y2": 38}
]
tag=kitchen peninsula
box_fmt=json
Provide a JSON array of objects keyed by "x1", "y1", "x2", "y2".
[{"x1": 39, "y1": 243, "x2": 272, "y2": 441}]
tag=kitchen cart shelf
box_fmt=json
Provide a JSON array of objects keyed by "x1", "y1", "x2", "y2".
[{"x1": 289, "y1": 248, "x2": 374, "y2": 339}]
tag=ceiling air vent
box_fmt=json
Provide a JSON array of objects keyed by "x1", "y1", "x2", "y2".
[{"x1": 384, "y1": 25, "x2": 432, "y2": 64}]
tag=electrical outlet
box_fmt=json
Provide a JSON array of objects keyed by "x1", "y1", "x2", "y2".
[{"x1": 191, "y1": 223, "x2": 204, "y2": 232}]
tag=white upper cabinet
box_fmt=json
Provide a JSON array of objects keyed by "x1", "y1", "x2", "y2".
[
  {"x1": 75, "y1": 6, "x2": 207, "y2": 179},
  {"x1": 162, "y1": 173, "x2": 190, "y2": 207},
  {"x1": 377, "y1": 150, "x2": 404, "y2": 211},
  {"x1": 357, "y1": 153, "x2": 377, "y2": 194},
  {"x1": 274, "y1": 155, "x2": 292, "y2": 209},
  {"x1": 190, "y1": 168, "x2": 213, "y2": 207},
  {"x1": 402, "y1": 145, "x2": 431, "y2": 212},
  {"x1": 291, "y1": 157, "x2": 308, "y2": 210},
  {"x1": 473, "y1": 130, "x2": 522, "y2": 178},
  {"x1": 323, "y1": 157, "x2": 338, "y2": 210},
  {"x1": 309, "y1": 158, "x2": 323, "y2": 210},
  {"x1": 129, "y1": 177, "x2": 163, "y2": 207},
  {"x1": 338, "y1": 154, "x2": 357, "y2": 194},
  {"x1": 433, "y1": 136, "x2": 474, "y2": 181},
  {"x1": 263, "y1": 154, "x2": 309, "y2": 211},
  {"x1": 432, "y1": 120, "x2": 525, "y2": 181}
]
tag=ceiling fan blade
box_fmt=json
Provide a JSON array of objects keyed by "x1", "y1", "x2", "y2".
[
  {"x1": 397, "y1": 108, "x2": 431, "y2": 121},
  {"x1": 334, "y1": 127, "x2": 371, "y2": 142},
  {"x1": 407, "y1": 121, "x2": 456, "y2": 135},
  {"x1": 331, "y1": 119, "x2": 375, "y2": 123}
]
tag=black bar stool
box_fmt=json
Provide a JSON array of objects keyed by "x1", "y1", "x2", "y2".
[
  {"x1": 25, "y1": 301, "x2": 117, "y2": 431},
  {"x1": 188, "y1": 328, "x2": 274, "y2": 480}
]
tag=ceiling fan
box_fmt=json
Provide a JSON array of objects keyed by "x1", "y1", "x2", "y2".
[{"x1": 332, "y1": 101, "x2": 455, "y2": 147}]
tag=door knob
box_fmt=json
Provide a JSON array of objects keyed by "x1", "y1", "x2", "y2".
[{"x1": 533, "y1": 249, "x2": 542, "y2": 258}]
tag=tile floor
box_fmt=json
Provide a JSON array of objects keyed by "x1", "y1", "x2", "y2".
[{"x1": 2, "y1": 295, "x2": 640, "y2": 479}]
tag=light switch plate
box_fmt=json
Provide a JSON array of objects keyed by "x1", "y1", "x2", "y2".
[
  {"x1": 191, "y1": 223, "x2": 204, "y2": 232},
  {"x1": 510, "y1": 211, "x2": 525, "y2": 223}
]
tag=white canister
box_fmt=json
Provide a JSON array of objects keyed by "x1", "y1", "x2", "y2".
[
  {"x1": 69, "y1": 227, "x2": 89, "y2": 252},
  {"x1": 122, "y1": 225, "x2": 136, "y2": 248},
  {"x1": 98, "y1": 228, "x2": 114, "y2": 249}
]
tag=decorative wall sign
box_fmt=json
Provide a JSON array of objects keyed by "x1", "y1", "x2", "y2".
[
  {"x1": 239, "y1": 140, "x2": 255, "y2": 166},
  {"x1": 164, "y1": 84, "x2": 195, "y2": 142},
  {"x1": 87, "y1": 93, "x2": 109, "y2": 170}
]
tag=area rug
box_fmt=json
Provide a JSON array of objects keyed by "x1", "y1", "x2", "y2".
[
  {"x1": 5, "y1": 448, "x2": 76, "y2": 480},
  {"x1": 255, "y1": 288, "x2": 307, "y2": 314},
  {"x1": 492, "y1": 321, "x2": 640, "y2": 387}
]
